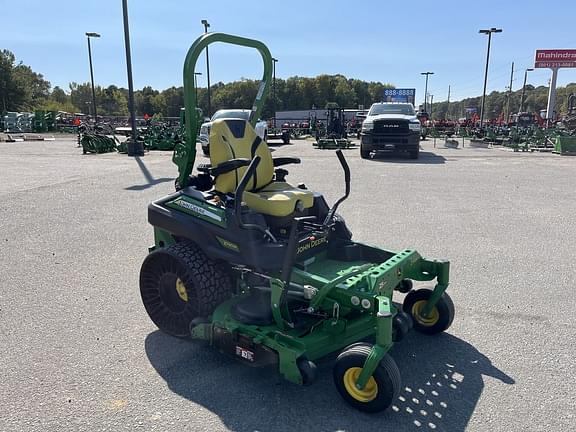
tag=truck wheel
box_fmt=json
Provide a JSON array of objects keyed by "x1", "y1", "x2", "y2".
[
  {"x1": 403, "y1": 288, "x2": 455, "y2": 335},
  {"x1": 139, "y1": 242, "x2": 232, "y2": 337},
  {"x1": 333, "y1": 344, "x2": 401, "y2": 413},
  {"x1": 360, "y1": 145, "x2": 370, "y2": 159},
  {"x1": 202, "y1": 145, "x2": 210, "y2": 157}
]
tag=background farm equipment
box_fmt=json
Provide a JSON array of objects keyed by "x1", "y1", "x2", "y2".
[
  {"x1": 79, "y1": 123, "x2": 119, "y2": 154},
  {"x1": 562, "y1": 93, "x2": 576, "y2": 133},
  {"x1": 33, "y1": 110, "x2": 57, "y2": 133},
  {"x1": 267, "y1": 128, "x2": 291, "y2": 144},
  {"x1": 314, "y1": 102, "x2": 352, "y2": 149},
  {"x1": 80, "y1": 132, "x2": 118, "y2": 154},
  {"x1": 554, "y1": 135, "x2": 576, "y2": 155},
  {"x1": 142, "y1": 119, "x2": 184, "y2": 151}
]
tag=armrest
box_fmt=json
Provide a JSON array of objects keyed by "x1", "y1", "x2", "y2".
[
  {"x1": 209, "y1": 158, "x2": 251, "y2": 176},
  {"x1": 273, "y1": 157, "x2": 301, "y2": 167}
]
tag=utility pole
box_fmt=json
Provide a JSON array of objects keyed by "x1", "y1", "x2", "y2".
[
  {"x1": 447, "y1": 85, "x2": 451, "y2": 118},
  {"x1": 420, "y1": 72, "x2": 434, "y2": 112},
  {"x1": 272, "y1": 57, "x2": 278, "y2": 129},
  {"x1": 430, "y1": 94, "x2": 434, "y2": 119},
  {"x1": 194, "y1": 72, "x2": 202, "y2": 106},
  {"x1": 85, "y1": 32, "x2": 100, "y2": 125},
  {"x1": 201, "y1": 20, "x2": 211, "y2": 117},
  {"x1": 506, "y1": 62, "x2": 514, "y2": 122},
  {"x1": 479, "y1": 28, "x2": 502, "y2": 128}
]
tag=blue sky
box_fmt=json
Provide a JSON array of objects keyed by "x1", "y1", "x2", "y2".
[{"x1": 2, "y1": 0, "x2": 575, "y2": 106}]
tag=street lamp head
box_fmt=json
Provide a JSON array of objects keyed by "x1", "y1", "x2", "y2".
[
  {"x1": 421, "y1": 71, "x2": 434, "y2": 75},
  {"x1": 526, "y1": 68, "x2": 534, "y2": 72},
  {"x1": 479, "y1": 28, "x2": 502, "y2": 34},
  {"x1": 201, "y1": 19, "x2": 210, "y2": 27},
  {"x1": 194, "y1": 71, "x2": 202, "y2": 76},
  {"x1": 86, "y1": 32, "x2": 101, "y2": 38},
  {"x1": 272, "y1": 57, "x2": 278, "y2": 62}
]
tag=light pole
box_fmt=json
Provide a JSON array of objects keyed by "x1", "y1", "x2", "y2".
[
  {"x1": 85, "y1": 32, "x2": 100, "y2": 125},
  {"x1": 429, "y1": 94, "x2": 434, "y2": 119},
  {"x1": 518, "y1": 68, "x2": 534, "y2": 114},
  {"x1": 272, "y1": 57, "x2": 278, "y2": 129},
  {"x1": 421, "y1": 72, "x2": 434, "y2": 113},
  {"x1": 201, "y1": 19, "x2": 211, "y2": 117},
  {"x1": 478, "y1": 27, "x2": 502, "y2": 128},
  {"x1": 121, "y1": 0, "x2": 143, "y2": 156},
  {"x1": 194, "y1": 72, "x2": 202, "y2": 108}
]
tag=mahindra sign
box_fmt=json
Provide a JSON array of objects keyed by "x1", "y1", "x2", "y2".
[{"x1": 535, "y1": 49, "x2": 576, "y2": 68}]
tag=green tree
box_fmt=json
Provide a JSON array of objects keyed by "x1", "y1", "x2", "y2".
[
  {"x1": 99, "y1": 85, "x2": 128, "y2": 115},
  {"x1": 0, "y1": 49, "x2": 50, "y2": 112},
  {"x1": 51, "y1": 86, "x2": 68, "y2": 104},
  {"x1": 161, "y1": 86, "x2": 185, "y2": 117},
  {"x1": 136, "y1": 86, "x2": 160, "y2": 115}
]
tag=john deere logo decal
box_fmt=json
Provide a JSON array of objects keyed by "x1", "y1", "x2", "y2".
[
  {"x1": 174, "y1": 198, "x2": 222, "y2": 222},
  {"x1": 296, "y1": 236, "x2": 328, "y2": 255}
]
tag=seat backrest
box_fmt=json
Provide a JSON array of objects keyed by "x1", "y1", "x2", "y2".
[{"x1": 209, "y1": 119, "x2": 274, "y2": 194}]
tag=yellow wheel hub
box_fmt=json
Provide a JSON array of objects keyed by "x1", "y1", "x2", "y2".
[
  {"x1": 343, "y1": 367, "x2": 378, "y2": 402},
  {"x1": 412, "y1": 300, "x2": 439, "y2": 326},
  {"x1": 175, "y1": 278, "x2": 188, "y2": 302}
]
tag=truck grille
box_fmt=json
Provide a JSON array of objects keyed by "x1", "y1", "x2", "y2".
[{"x1": 373, "y1": 119, "x2": 409, "y2": 134}]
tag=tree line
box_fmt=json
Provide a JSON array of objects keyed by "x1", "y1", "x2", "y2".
[
  {"x1": 2, "y1": 48, "x2": 575, "y2": 120},
  {"x1": 432, "y1": 83, "x2": 576, "y2": 120}
]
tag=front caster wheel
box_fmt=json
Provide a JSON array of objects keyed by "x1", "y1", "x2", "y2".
[
  {"x1": 297, "y1": 358, "x2": 317, "y2": 386},
  {"x1": 403, "y1": 288, "x2": 455, "y2": 335},
  {"x1": 333, "y1": 344, "x2": 401, "y2": 413}
]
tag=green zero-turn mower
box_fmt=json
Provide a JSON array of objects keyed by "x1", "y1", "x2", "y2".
[{"x1": 139, "y1": 33, "x2": 455, "y2": 413}]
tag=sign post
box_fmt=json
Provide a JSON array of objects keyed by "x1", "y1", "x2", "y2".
[{"x1": 535, "y1": 49, "x2": 576, "y2": 125}]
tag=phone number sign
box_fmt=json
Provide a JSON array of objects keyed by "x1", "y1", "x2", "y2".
[
  {"x1": 535, "y1": 49, "x2": 576, "y2": 68},
  {"x1": 383, "y1": 88, "x2": 416, "y2": 103}
]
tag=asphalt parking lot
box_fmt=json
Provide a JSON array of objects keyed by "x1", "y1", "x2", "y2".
[{"x1": 1, "y1": 135, "x2": 574, "y2": 432}]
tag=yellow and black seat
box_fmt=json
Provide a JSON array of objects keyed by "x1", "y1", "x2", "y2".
[{"x1": 209, "y1": 119, "x2": 314, "y2": 218}]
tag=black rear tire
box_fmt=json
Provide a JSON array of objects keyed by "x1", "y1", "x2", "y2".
[
  {"x1": 360, "y1": 145, "x2": 370, "y2": 159},
  {"x1": 139, "y1": 242, "x2": 232, "y2": 338},
  {"x1": 333, "y1": 344, "x2": 401, "y2": 413}
]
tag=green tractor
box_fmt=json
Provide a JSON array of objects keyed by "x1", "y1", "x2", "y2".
[{"x1": 139, "y1": 33, "x2": 455, "y2": 413}]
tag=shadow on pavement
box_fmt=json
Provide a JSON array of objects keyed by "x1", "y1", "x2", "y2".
[
  {"x1": 369, "y1": 151, "x2": 447, "y2": 164},
  {"x1": 145, "y1": 330, "x2": 513, "y2": 432},
  {"x1": 125, "y1": 156, "x2": 173, "y2": 190}
]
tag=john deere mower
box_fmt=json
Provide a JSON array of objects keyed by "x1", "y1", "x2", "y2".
[{"x1": 139, "y1": 33, "x2": 455, "y2": 413}]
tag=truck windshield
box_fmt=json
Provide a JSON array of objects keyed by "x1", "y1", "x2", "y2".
[{"x1": 369, "y1": 104, "x2": 415, "y2": 116}]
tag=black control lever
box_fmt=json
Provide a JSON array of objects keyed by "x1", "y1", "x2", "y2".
[
  {"x1": 234, "y1": 156, "x2": 269, "y2": 237},
  {"x1": 324, "y1": 149, "x2": 351, "y2": 225},
  {"x1": 279, "y1": 215, "x2": 318, "y2": 309}
]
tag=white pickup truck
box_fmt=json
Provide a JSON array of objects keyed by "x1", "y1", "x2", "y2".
[
  {"x1": 199, "y1": 109, "x2": 268, "y2": 156},
  {"x1": 360, "y1": 103, "x2": 421, "y2": 159}
]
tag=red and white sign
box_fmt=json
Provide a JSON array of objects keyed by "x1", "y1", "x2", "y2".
[{"x1": 535, "y1": 49, "x2": 576, "y2": 68}]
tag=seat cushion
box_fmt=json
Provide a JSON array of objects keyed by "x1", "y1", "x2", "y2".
[
  {"x1": 243, "y1": 182, "x2": 314, "y2": 217},
  {"x1": 209, "y1": 119, "x2": 274, "y2": 193}
]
